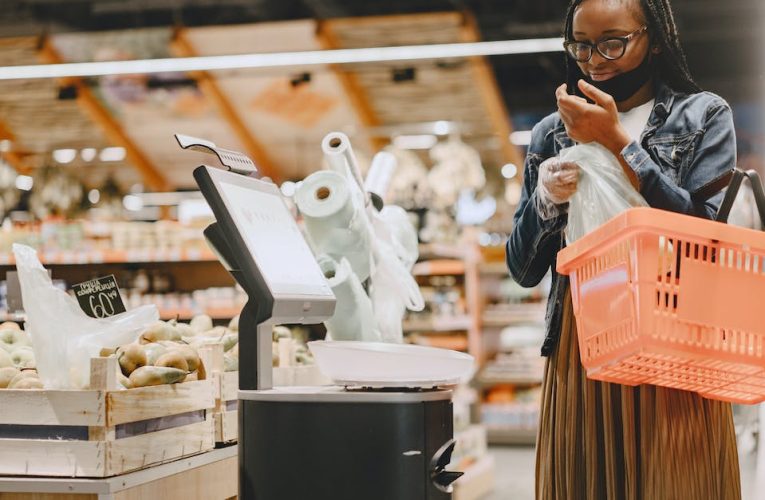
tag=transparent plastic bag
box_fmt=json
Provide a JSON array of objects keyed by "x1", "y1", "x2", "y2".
[
  {"x1": 562, "y1": 142, "x2": 648, "y2": 244},
  {"x1": 14, "y1": 244, "x2": 158, "y2": 389}
]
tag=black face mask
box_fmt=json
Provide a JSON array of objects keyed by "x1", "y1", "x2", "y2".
[{"x1": 586, "y1": 53, "x2": 653, "y2": 102}]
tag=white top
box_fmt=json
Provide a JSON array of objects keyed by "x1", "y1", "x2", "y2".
[{"x1": 618, "y1": 99, "x2": 655, "y2": 141}]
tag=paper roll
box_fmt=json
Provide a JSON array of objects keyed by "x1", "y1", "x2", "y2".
[
  {"x1": 296, "y1": 170, "x2": 372, "y2": 281},
  {"x1": 318, "y1": 255, "x2": 377, "y2": 342},
  {"x1": 321, "y1": 132, "x2": 365, "y2": 194}
]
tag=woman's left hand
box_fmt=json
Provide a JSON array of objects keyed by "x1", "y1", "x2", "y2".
[{"x1": 556, "y1": 80, "x2": 631, "y2": 155}]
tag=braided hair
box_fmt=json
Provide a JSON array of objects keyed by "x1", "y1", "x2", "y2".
[{"x1": 563, "y1": 0, "x2": 701, "y2": 95}]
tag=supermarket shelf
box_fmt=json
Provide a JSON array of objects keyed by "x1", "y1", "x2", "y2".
[
  {"x1": 158, "y1": 308, "x2": 240, "y2": 321},
  {"x1": 486, "y1": 427, "x2": 538, "y2": 445},
  {"x1": 403, "y1": 315, "x2": 472, "y2": 332},
  {"x1": 0, "y1": 248, "x2": 218, "y2": 266},
  {"x1": 478, "y1": 261, "x2": 509, "y2": 275},
  {"x1": 418, "y1": 243, "x2": 465, "y2": 260},
  {"x1": 409, "y1": 333, "x2": 469, "y2": 351},
  {"x1": 412, "y1": 259, "x2": 466, "y2": 276},
  {"x1": 2, "y1": 308, "x2": 241, "y2": 323},
  {"x1": 482, "y1": 306, "x2": 546, "y2": 327}
]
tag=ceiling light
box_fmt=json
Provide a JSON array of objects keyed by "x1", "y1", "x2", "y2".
[
  {"x1": 81, "y1": 148, "x2": 97, "y2": 162},
  {"x1": 53, "y1": 148, "x2": 77, "y2": 164},
  {"x1": 501, "y1": 163, "x2": 518, "y2": 179},
  {"x1": 88, "y1": 189, "x2": 100, "y2": 204},
  {"x1": 0, "y1": 38, "x2": 564, "y2": 81},
  {"x1": 15, "y1": 175, "x2": 33, "y2": 191},
  {"x1": 509, "y1": 130, "x2": 532, "y2": 146},
  {"x1": 392, "y1": 134, "x2": 438, "y2": 150},
  {"x1": 433, "y1": 121, "x2": 451, "y2": 136},
  {"x1": 123, "y1": 195, "x2": 144, "y2": 211},
  {"x1": 100, "y1": 147, "x2": 126, "y2": 162}
]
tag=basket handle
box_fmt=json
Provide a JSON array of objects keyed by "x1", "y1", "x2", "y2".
[{"x1": 716, "y1": 168, "x2": 765, "y2": 229}]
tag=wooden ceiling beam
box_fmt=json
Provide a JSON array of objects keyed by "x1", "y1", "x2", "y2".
[
  {"x1": 316, "y1": 20, "x2": 388, "y2": 154},
  {"x1": 38, "y1": 38, "x2": 170, "y2": 192},
  {"x1": 0, "y1": 119, "x2": 33, "y2": 175},
  {"x1": 459, "y1": 14, "x2": 525, "y2": 170},
  {"x1": 170, "y1": 28, "x2": 282, "y2": 182}
]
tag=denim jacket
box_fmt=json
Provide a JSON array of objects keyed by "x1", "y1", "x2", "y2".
[{"x1": 505, "y1": 82, "x2": 736, "y2": 357}]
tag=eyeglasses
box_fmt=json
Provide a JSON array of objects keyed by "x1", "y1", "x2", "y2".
[{"x1": 564, "y1": 26, "x2": 648, "y2": 62}]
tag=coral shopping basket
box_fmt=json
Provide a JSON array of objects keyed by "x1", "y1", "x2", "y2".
[{"x1": 557, "y1": 169, "x2": 765, "y2": 404}]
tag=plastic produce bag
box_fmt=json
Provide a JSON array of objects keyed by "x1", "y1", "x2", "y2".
[
  {"x1": 562, "y1": 142, "x2": 648, "y2": 244},
  {"x1": 13, "y1": 244, "x2": 158, "y2": 389}
]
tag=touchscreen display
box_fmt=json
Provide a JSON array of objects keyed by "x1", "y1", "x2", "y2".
[{"x1": 218, "y1": 180, "x2": 332, "y2": 298}]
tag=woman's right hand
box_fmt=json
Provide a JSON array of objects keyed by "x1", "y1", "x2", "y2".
[{"x1": 537, "y1": 157, "x2": 580, "y2": 206}]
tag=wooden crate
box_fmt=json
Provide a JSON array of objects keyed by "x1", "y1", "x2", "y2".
[
  {"x1": 0, "y1": 356, "x2": 215, "y2": 478},
  {"x1": 205, "y1": 344, "x2": 330, "y2": 445}
]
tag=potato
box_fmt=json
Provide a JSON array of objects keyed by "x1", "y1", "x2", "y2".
[
  {"x1": 201, "y1": 326, "x2": 227, "y2": 339},
  {"x1": 117, "y1": 343, "x2": 147, "y2": 376},
  {"x1": 155, "y1": 351, "x2": 189, "y2": 372},
  {"x1": 167, "y1": 344, "x2": 200, "y2": 372},
  {"x1": 143, "y1": 343, "x2": 169, "y2": 365},
  {"x1": 0, "y1": 348, "x2": 12, "y2": 369},
  {"x1": 140, "y1": 321, "x2": 181, "y2": 344},
  {"x1": 10, "y1": 377, "x2": 43, "y2": 389},
  {"x1": 190, "y1": 314, "x2": 213, "y2": 333},
  {"x1": 129, "y1": 366, "x2": 187, "y2": 387},
  {"x1": 272, "y1": 326, "x2": 291, "y2": 340},
  {"x1": 174, "y1": 323, "x2": 196, "y2": 338},
  {"x1": 118, "y1": 373, "x2": 133, "y2": 389},
  {"x1": 11, "y1": 346, "x2": 35, "y2": 368},
  {"x1": 99, "y1": 347, "x2": 116, "y2": 357},
  {"x1": 0, "y1": 366, "x2": 20, "y2": 388},
  {"x1": 191, "y1": 334, "x2": 238, "y2": 353},
  {"x1": 228, "y1": 315, "x2": 239, "y2": 332},
  {"x1": 0, "y1": 330, "x2": 31, "y2": 353},
  {"x1": 8, "y1": 370, "x2": 39, "y2": 388}
]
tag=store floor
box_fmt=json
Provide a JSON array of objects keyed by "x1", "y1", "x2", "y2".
[{"x1": 485, "y1": 444, "x2": 759, "y2": 500}]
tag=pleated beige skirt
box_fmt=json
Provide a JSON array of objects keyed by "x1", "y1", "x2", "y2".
[{"x1": 535, "y1": 288, "x2": 741, "y2": 500}]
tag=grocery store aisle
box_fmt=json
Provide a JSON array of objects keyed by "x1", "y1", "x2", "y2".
[
  {"x1": 485, "y1": 446, "x2": 535, "y2": 500},
  {"x1": 485, "y1": 440, "x2": 760, "y2": 500}
]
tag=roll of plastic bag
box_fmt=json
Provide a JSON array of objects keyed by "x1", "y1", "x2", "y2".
[
  {"x1": 13, "y1": 244, "x2": 158, "y2": 389},
  {"x1": 296, "y1": 170, "x2": 373, "y2": 282},
  {"x1": 561, "y1": 142, "x2": 648, "y2": 244},
  {"x1": 378, "y1": 205, "x2": 419, "y2": 270},
  {"x1": 318, "y1": 255, "x2": 378, "y2": 342}
]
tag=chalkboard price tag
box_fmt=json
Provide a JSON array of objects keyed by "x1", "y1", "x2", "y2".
[{"x1": 72, "y1": 275, "x2": 127, "y2": 318}]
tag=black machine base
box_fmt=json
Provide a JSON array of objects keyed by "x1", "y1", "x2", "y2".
[{"x1": 239, "y1": 388, "x2": 457, "y2": 500}]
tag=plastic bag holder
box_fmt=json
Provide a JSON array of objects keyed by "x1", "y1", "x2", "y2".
[{"x1": 177, "y1": 134, "x2": 335, "y2": 391}]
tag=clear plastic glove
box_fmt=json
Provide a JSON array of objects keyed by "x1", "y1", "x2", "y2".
[{"x1": 535, "y1": 158, "x2": 580, "y2": 220}]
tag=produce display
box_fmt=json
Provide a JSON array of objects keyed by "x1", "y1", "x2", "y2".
[
  {"x1": 107, "y1": 314, "x2": 241, "y2": 389},
  {"x1": 0, "y1": 311, "x2": 317, "y2": 390},
  {"x1": 0, "y1": 321, "x2": 40, "y2": 389}
]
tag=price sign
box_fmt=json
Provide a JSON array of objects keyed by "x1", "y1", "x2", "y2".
[{"x1": 72, "y1": 275, "x2": 127, "y2": 319}]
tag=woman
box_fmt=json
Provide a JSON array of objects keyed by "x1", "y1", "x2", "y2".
[{"x1": 506, "y1": 0, "x2": 741, "y2": 498}]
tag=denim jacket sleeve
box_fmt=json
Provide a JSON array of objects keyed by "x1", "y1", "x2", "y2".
[
  {"x1": 619, "y1": 96, "x2": 735, "y2": 220},
  {"x1": 506, "y1": 115, "x2": 568, "y2": 287}
]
